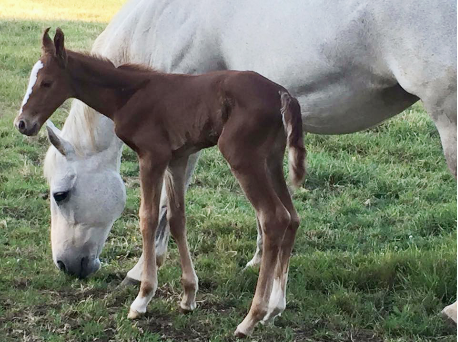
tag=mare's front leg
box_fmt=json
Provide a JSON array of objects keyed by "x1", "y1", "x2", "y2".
[{"x1": 128, "y1": 153, "x2": 169, "y2": 319}]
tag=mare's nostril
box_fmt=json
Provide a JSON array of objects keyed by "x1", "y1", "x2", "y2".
[
  {"x1": 57, "y1": 260, "x2": 67, "y2": 272},
  {"x1": 79, "y1": 257, "x2": 89, "y2": 278},
  {"x1": 18, "y1": 120, "x2": 26, "y2": 130}
]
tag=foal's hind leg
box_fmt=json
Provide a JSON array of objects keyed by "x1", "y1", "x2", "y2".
[
  {"x1": 165, "y1": 156, "x2": 199, "y2": 312},
  {"x1": 244, "y1": 217, "x2": 263, "y2": 270},
  {"x1": 219, "y1": 138, "x2": 291, "y2": 336},
  {"x1": 262, "y1": 146, "x2": 300, "y2": 323}
]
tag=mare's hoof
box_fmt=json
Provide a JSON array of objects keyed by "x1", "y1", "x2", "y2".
[
  {"x1": 441, "y1": 307, "x2": 457, "y2": 326},
  {"x1": 127, "y1": 308, "x2": 143, "y2": 320},
  {"x1": 120, "y1": 276, "x2": 140, "y2": 287}
]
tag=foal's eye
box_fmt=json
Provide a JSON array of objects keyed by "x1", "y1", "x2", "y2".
[
  {"x1": 41, "y1": 81, "x2": 52, "y2": 88},
  {"x1": 53, "y1": 191, "x2": 69, "y2": 203}
]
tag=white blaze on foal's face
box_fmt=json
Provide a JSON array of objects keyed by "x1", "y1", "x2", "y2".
[{"x1": 20, "y1": 60, "x2": 44, "y2": 114}]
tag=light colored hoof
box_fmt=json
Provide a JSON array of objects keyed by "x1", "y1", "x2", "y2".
[
  {"x1": 234, "y1": 327, "x2": 248, "y2": 338},
  {"x1": 261, "y1": 314, "x2": 281, "y2": 327},
  {"x1": 120, "y1": 276, "x2": 140, "y2": 287},
  {"x1": 127, "y1": 308, "x2": 143, "y2": 320},
  {"x1": 441, "y1": 304, "x2": 457, "y2": 324},
  {"x1": 243, "y1": 259, "x2": 260, "y2": 272},
  {"x1": 179, "y1": 301, "x2": 196, "y2": 314},
  {"x1": 234, "y1": 322, "x2": 253, "y2": 338},
  {"x1": 262, "y1": 306, "x2": 284, "y2": 324}
]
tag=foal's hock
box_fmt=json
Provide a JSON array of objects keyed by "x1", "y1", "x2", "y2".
[{"x1": 14, "y1": 27, "x2": 306, "y2": 337}]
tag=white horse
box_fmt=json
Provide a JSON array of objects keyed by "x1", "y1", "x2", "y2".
[{"x1": 43, "y1": 0, "x2": 457, "y2": 321}]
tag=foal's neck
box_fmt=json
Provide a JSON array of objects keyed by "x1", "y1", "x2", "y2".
[{"x1": 67, "y1": 51, "x2": 150, "y2": 119}]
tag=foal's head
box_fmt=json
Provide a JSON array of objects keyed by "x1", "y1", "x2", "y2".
[{"x1": 14, "y1": 27, "x2": 72, "y2": 136}]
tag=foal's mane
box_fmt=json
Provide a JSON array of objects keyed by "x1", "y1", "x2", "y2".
[
  {"x1": 44, "y1": 51, "x2": 162, "y2": 181},
  {"x1": 117, "y1": 63, "x2": 157, "y2": 73}
]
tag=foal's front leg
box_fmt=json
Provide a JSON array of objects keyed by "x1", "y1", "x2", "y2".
[
  {"x1": 128, "y1": 156, "x2": 168, "y2": 319},
  {"x1": 165, "y1": 156, "x2": 198, "y2": 312}
]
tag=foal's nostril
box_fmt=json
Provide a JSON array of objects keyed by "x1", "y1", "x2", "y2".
[
  {"x1": 56, "y1": 260, "x2": 67, "y2": 272},
  {"x1": 18, "y1": 120, "x2": 26, "y2": 130}
]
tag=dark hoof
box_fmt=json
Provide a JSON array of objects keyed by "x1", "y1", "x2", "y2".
[
  {"x1": 234, "y1": 330, "x2": 247, "y2": 339},
  {"x1": 180, "y1": 307, "x2": 194, "y2": 315},
  {"x1": 120, "y1": 276, "x2": 141, "y2": 287}
]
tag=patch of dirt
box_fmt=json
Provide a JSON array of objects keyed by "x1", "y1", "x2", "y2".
[
  {"x1": 0, "y1": 280, "x2": 388, "y2": 342},
  {"x1": 290, "y1": 328, "x2": 383, "y2": 342}
]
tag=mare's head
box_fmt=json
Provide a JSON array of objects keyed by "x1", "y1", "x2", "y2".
[
  {"x1": 44, "y1": 119, "x2": 126, "y2": 279},
  {"x1": 14, "y1": 27, "x2": 72, "y2": 136}
]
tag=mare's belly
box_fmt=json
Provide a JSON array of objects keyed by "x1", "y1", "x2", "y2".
[{"x1": 294, "y1": 82, "x2": 418, "y2": 135}]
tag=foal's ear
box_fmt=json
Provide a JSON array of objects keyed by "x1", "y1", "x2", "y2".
[
  {"x1": 46, "y1": 121, "x2": 75, "y2": 159},
  {"x1": 42, "y1": 27, "x2": 56, "y2": 56},
  {"x1": 54, "y1": 27, "x2": 67, "y2": 67}
]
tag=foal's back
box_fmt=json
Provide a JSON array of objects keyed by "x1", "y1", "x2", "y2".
[{"x1": 115, "y1": 69, "x2": 288, "y2": 155}]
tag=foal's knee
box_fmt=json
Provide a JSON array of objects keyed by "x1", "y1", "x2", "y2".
[
  {"x1": 289, "y1": 212, "x2": 300, "y2": 233},
  {"x1": 167, "y1": 211, "x2": 186, "y2": 236},
  {"x1": 260, "y1": 208, "x2": 291, "y2": 242}
]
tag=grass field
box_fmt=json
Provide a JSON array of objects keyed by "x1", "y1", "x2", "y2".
[{"x1": 0, "y1": 2, "x2": 456, "y2": 341}]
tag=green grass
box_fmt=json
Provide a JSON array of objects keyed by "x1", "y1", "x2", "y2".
[{"x1": 0, "y1": 4, "x2": 456, "y2": 341}]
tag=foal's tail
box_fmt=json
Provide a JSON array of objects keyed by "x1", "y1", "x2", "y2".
[{"x1": 280, "y1": 91, "x2": 306, "y2": 188}]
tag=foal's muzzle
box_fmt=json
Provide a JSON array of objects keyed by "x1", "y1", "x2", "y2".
[{"x1": 14, "y1": 116, "x2": 39, "y2": 136}]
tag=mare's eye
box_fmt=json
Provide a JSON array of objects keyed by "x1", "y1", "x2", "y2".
[
  {"x1": 53, "y1": 191, "x2": 69, "y2": 203},
  {"x1": 41, "y1": 81, "x2": 52, "y2": 88}
]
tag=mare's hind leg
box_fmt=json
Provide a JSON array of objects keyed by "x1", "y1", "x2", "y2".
[
  {"x1": 164, "y1": 156, "x2": 199, "y2": 312},
  {"x1": 422, "y1": 91, "x2": 457, "y2": 323},
  {"x1": 394, "y1": 62, "x2": 457, "y2": 322}
]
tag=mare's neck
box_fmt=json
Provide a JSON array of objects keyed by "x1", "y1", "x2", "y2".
[{"x1": 67, "y1": 51, "x2": 149, "y2": 120}]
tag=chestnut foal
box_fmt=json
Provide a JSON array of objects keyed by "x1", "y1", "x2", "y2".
[{"x1": 15, "y1": 28, "x2": 306, "y2": 337}]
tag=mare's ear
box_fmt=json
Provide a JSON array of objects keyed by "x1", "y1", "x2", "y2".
[
  {"x1": 42, "y1": 27, "x2": 56, "y2": 56},
  {"x1": 54, "y1": 27, "x2": 67, "y2": 67},
  {"x1": 46, "y1": 121, "x2": 75, "y2": 159}
]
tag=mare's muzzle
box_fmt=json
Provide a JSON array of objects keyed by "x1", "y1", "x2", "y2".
[{"x1": 55, "y1": 255, "x2": 101, "y2": 279}]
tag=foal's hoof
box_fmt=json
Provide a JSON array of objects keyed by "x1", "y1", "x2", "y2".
[
  {"x1": 234, "y1": 328, "x2": 248, "y2": 339},
  {"x1": 179, "y1": 302, "x2": 196, "y2": 314},
  {"x1": 234, "y1": 323, "x2": 251, "y2": 339},
  {"x1": 156, "y1": 253, "x2": 166, "y2": 268},
  {"x1": 127, "y1": 308, "x2": 144, "y2": 320},
  {"x1": 120, "y1": 276, "x2": 140, "y2": 287}
]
